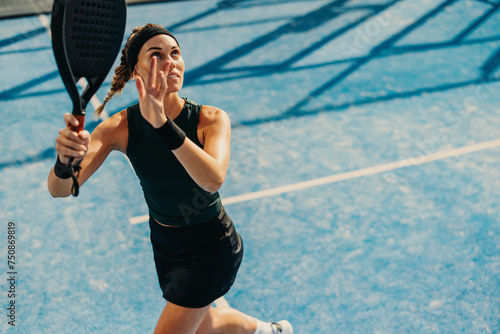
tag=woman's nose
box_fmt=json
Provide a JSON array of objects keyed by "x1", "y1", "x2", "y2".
[
  {"x1": 164, "y1": 58, "x2": 175, "y2": 70},
  {"x1": 161, "y1": 59, "x2": 174, "y2": 72}
]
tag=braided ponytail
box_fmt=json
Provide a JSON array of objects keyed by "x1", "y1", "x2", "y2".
[{"x1": 94, "y1": 23, "x2": 164, "y2": 117}]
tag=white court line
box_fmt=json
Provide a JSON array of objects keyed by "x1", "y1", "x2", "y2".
[
  {"x1": 38, "y1": 14, "x2": 51, "y2": 37},
  {"x1": 129, "y1": 138, "x2": 500, "y2": 224}
]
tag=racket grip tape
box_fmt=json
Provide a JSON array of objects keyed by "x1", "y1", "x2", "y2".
[{"x1": 70, "y1": 115, "x2": 85, "y2": 133}]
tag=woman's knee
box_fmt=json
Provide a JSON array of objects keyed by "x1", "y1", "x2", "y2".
[{"x1": 196, "y1": 307, "x2": 218, "y2": 334}]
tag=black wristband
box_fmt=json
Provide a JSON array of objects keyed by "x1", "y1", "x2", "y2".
[
  {"x1": 54, "y1": 157, "x2": 73, "y2": 179},
  {"x1": 155, "y1": 117, "x2": 186, "y2": 150}
]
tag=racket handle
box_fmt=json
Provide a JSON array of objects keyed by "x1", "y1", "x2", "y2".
[
  {"x1": 67, "y1": 114, "x2": 84, "y2": 196},
  {"x1": 70, "y1": 114, "x2": 85, "y2": 133}
]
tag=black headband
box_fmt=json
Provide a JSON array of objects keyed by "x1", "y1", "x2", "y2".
[{"x1": 127, "y1": 26, "x2": 178, "y2": 71}]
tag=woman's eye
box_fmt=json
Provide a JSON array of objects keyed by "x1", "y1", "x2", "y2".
[
  {"x1": 152, "y1": 52, "x2": 161, "y2": 59},
  {"x1": 172, "y1": 50, "x2": 180, "y2": 57}
]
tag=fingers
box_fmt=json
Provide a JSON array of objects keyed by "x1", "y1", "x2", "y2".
[
  {"x1": 153, "y1": 60, "x2": 170, "y2": 96},
  {"x1": 56, "y1": 129, "x2": 87, "y2": 159},
  {"x1": 160, "y1": 60, "x2": 171, "y2": 88},
  {"x1": 64, "y1": 113, "x2": 79, "y2": 128},
  {"x1": 150, "y1": 59, "x2": 171, "y2": 90},
  {"x1": 149, "y1": 56, "x2": 158, "y2": 89},
  {"x1": 56, "y1": 115, "x2": 90, "y2": 164},
  {"x1": 158, "y1": 70, "x2": 167, "y2": 94},
  {"x1": 139, "y1": 58, "x2": 172, "y2": 92},
  {"x1": 135, "y1": 75, "x2": 145, "y2": 99},
  {"x1": 161, "y1": 59, "x2": 171, "y2": 73},
  {"x1": 79, "y1": 130, "x2": 90, "y2": 147}
]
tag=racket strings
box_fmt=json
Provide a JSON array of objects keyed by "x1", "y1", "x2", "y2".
[{"x1": 69, "y1": 0, "x2": 123, "y2": 60}]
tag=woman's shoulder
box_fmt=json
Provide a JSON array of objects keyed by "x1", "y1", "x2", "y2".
[
  {"x1": 97, "y1": 109, "x2": 128, "y2": 131},
  {"x1": 199, "y1": 104, "x2": 229, "y2": 125},
  {"x1": 198, "y1": 105, "x2": 231, "y2": 145},
  {"x1": 92, "y1": 109, "x2": 128, "y2": 152}
]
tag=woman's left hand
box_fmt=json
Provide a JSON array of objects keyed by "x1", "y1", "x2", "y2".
[{"x1": 135, "y1": 56, "x2": 170, "y2": 128}]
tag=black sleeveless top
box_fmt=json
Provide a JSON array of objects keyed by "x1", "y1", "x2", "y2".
[{"x1": 126, "y1": 98, "x2": 222, "y2": 226}]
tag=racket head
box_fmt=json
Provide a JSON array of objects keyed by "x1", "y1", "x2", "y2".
[
  {"x1": 51, "y1": 0, "x2": 127, "y2": 116},
  {"x1": 51, "y1": 0, "x2": 81, "y2": 116}
]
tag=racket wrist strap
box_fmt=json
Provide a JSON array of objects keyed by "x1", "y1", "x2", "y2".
[
  {"x1": 155, "y1": 117, "x2": 186, "y2": 150},
  {"x1": 54, "y1": 157, "x2": 82, "y2": 196}
]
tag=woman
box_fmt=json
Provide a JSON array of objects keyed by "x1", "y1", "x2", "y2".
[{"x1": 47, "y1": 24, "x2": 293, "y2": 334}]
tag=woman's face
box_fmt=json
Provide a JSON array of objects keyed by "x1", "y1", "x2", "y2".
[{"x1": 134, "y1": 34, "x2": 184, "y2": 93}]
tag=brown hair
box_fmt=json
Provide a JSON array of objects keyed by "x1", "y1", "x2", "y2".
[{"x1": 94, "y1": 23, "x2": 164, "y2": 117}]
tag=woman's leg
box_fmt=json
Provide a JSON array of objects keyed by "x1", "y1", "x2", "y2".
[
  {"x1": 154, "y1": 302, "x2": 211, "y2": 334},
  {"x1": 196, "y1": 307, "x2": 257, "y2": 334}
]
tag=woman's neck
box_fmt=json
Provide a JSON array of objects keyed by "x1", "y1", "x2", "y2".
[{"x1": 162, "y1": 93, "x2": 185, "y2": 120}]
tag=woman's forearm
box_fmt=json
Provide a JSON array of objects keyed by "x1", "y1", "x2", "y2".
[
  {"x1": 172, "y1": 139, "x2": 227, "y2": 194},
  {"x1": 47, "y1": 167, "x2": 74, "y2": 198}
]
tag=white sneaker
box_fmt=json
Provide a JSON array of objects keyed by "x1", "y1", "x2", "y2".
[{"x1": 270, "y1": 320, "x2": 293, "y2": 334}]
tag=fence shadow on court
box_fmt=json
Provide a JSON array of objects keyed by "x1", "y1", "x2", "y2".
[
  {"x1": 170, "y1": 0, "x2": 500, "y2": 128},
  {"x1": 1, "y1": 0, "x2": 500, "y2": 167},
  {"x1": 141, "y1": 0, "x2": 500, "y2": 128}
]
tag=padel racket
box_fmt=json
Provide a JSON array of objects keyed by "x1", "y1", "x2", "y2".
[{"x1": 51, "y1": 0, "x2": 127, "y2": 196}]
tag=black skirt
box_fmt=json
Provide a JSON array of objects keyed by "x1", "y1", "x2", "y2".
[{"x1": 149, "y1": 206, "x2": 243, "y2": 308}]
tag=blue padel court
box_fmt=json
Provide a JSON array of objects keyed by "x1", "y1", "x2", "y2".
[{"x1": 1, "y1": 0, "x2": 500, "y2": 332}]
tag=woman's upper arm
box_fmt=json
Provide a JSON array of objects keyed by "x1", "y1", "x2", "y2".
[
  {"x1": 199, "y1": 106, "x2": 231, "y2": 169},
  {"x1": 78, "y1": 110, "x2": 128, "y2": 186}
]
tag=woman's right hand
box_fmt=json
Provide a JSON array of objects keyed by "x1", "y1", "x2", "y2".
[
  {"x1": 135, "y1": 56, "x2": 170, "y2": 128},
  {"x1": 55, "y1": 113, "x2": 91, "y2": 165}
]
